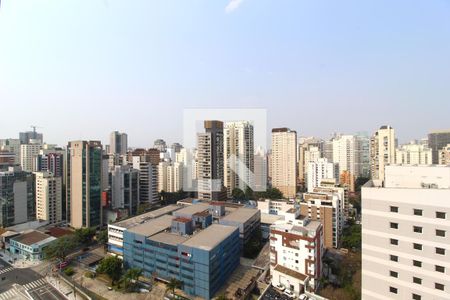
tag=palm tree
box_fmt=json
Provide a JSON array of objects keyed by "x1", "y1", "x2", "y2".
[
  {"x1": 166, "y1": 278, "x2": 182, "y2": 295},
  {"x1": 120, "y1": 268, "x2": 143, "y2": 291}
]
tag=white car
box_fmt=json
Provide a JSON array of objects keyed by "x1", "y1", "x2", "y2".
[
  {"x1": 299, "y1": 294, "x2": 309, "y2": 300},
  {"x1": 274, "y1": 283, "x2": 286, "y2": 291},
  {"x1": 283, "y1": 289, "x2": 295, "y2": 298}
]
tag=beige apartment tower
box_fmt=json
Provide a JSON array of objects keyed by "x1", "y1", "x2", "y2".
[
  {"x1": 370, "y1": 125, "x2": 396, "y2": 180},
  {"x1": 35, "y1": 171, "x2": 62, "y2": 225},
  {"x1": 271, "y1": 128, "x2": 297, "y2": 198},
  {"x1": 66, "y1": 141, "x2": 103, "y2": 229}
]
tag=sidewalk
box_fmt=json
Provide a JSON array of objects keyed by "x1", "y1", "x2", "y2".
[
  {"x1": 47, "y1": 274, "x2": 82, "y2": 300},
  {"x1": 1, "y1": 250, "x2": 43, "y2": 269}
]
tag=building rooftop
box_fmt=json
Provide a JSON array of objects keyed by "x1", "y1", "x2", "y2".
[
  {"x1": 274, "y1": 264, "x2": 308, "y2": 282},
  {"x1": 11, "y1": 230, "x2": 56, "y2": 246},
  {"x1": 127, "y1": 215, "x2": 174, "y2": 236},
  {"x1": 173, "y1": 217, "x2": 191, "y2": 223},
  {"x1": 220, "y1": 207, "x2": 259, "y2": 224},
  {"x1": 149, "y1": 232, "x2": 190, "y2": 246},
  {"x1": 114, "y1": 205, "x2": 182, "y2": 229},
  {"x1": 173, "y1": 203, "x2": 210, "y2": 216},
  {"x1": 260, "y1": 213, "x2": 284, "y2": 225},
  {"x1": 182, "y1": 224, "x2": 237, "y2": 251}
]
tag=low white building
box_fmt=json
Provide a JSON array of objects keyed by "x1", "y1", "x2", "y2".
[{"x1": 270, "y1": 210, "x2": 324, "y2": 296}]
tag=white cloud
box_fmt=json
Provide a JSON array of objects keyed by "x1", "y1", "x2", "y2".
[{"x1": 225, "y1": 0, "x2": 244, "y2": 13}]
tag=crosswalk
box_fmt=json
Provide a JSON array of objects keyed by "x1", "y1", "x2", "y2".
[
  {"x1": 23, "y1": 278, "x2": 47, "y2": 290},
  {"x1": 0, "y1": 289, "x2": 18, "y2": 300},
  {"x1": 0, "y1": 267, "x2": 14, "y2": 275}
]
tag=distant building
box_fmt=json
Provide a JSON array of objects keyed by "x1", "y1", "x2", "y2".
[
  {"x1": 270, "y1": 210, "x2": 324, "y2": 295},
  {"x1": 307, "y1": 158, "x2": 336, "y2": 192},
  {"x1": 153, "y1": 139, "x2": 167, "y2": 152},
  {"x1": 20, "y1": 142, "x2": 41, "y2": 172},
  {"x1": 0, "y1": 139, "x2": 21, "y2": 165},
  {"x1": 298, "y1": 137, "x2": 323, "y2": 187},
  {"x1": 0, "y1": 166, "x2": 35, "y2": 227},
  {"x1": 223, "y1": 121, "x2": 254, "y2": 196},
  {"x1": 109, "y1": 131, "x2": 128, "y2": 155},
  {"x1": 9, "y1": 230, "x2": 56, "y2": 261},
  {"x1": 132, "y1": 157, "x2": 158, "y2": 205},
  {"x1": 35, "y1": 172, "x2": 62, "y2": 225},
  {"x1": 254, "y1": 146, "x2": 268, "y2": 192},
  {"x1": 362, "y1": 165, "x2": 450, "y2": 300},
  {"x1": 439, "y1": 144, "x2": 450, "y2": 165},
  {"x1": 370, "y1": 126, "x2": 396, "y2": 180},
  {"x1": 0, "y1": 151, "x2": 16, "y2": 169},
  {"x1": 110, "y1": 165, "x2": 139, "y2": 216},
  {"x1": 197, "y1": 121, "x2": 226, "y2": 201},
  {"x1": 158, "y1": 161, "x2": 183, "y2": 193},
  {"x1": 271, "y1": 128, "x2": 297, "y2": 198},
  {"x1": 66, "y1": 141, "x2": 103, "y2": 228},
  {"x1": 19, "y1": 131, "x2": 43, "y2": 145},
  {"x1": 395, "y1": 142, "x2": 433, "y2": 165},
  {"x1": 35, "y1": 152, "x2": 64, "y2": 178},
  {"x1": 428, "y1": 130, "x2": 450, "y2": 164}
]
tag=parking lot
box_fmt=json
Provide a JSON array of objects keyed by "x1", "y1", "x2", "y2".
[{"x1": 261, "y1": 286, "x2": 294, "y2": 300}]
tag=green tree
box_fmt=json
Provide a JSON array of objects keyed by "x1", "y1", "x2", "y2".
[
  {"x1": 341, "y1": 224, "x2": 361, "y2": 249},
  {"x1": 231, "y1": 188, "x2": 245, "y2": 201},
  {"x1": 243, "y1": 229, "x2": 262, "y2": 258},
  {"x1": 244, "y1": 186, "x2": 254, "y2": 200},
  {"x1": 44, "y1": 235, "x2": 78, "y2": 262},
  {"x1": 215, "y1": 294, "x2": 230, "y2": 300},
  {"x1": 120, "y1": 268, "x2": 143, "y2": 292},
  {"x1": 254, "y1": 187, "x2": 284, "y2": 200},
  {"x1": 97, "y1": 256, "x2": 123, "y2": 285},
  {"x1": 74, "y1": 227, "x2": 96, "y2": 245},
  {"x1": 96, "y1": 229, "x2": 108, "y2": 245},
  {"x1": 166, "y1": 278, "x2": 182, "y2": 295}
]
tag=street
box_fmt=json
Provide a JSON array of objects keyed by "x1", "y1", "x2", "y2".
[{"x1": 0, "y1": 258, "x2": 66, "y2": 300}]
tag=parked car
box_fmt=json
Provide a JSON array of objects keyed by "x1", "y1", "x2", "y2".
[
  {"x1": 56, "y1": 261, "x2": 69, "y2": 269},
  {"x1": 274, "y1": 283, "x2": 285, "y2": 291},
  {"x1": 299, "y1": 294, "x2": 309, "y2": 300},
  {"x1": 283, "y1": 289, "x2": 295, "y2": 298}
]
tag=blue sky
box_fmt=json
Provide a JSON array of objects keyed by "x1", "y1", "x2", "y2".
[{"x1": 0, "y1": 0, "x2": 449, "y2": 147}]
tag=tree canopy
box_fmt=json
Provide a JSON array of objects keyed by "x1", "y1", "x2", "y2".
[
  {"x1": 97, "y1": 256, "x2": 123, "y2": 285},
  {"x1": 44, "y1": 235, "x2": 78, "y2": 262}
]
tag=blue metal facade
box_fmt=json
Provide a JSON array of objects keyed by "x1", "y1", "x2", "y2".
[{"x1": 123, "y1": 227, "x2": 240, "y2": 299}]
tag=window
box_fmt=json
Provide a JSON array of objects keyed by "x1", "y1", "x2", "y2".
[
  {"x1": 436, "y1": 229, "x2": 446, "y2": 237},
  {"x1": 390, "y1": 206, "x2": 398, "y2": 213},
  {"x1": 413, "y1": 277, "x2": 422, "y2": 285},
  {"x1": 412, "y1": 294, "x2": 421, "y2": 300},
  {"x1": 390, "y1": 222, "x2": 399, "y2": 229},
  {"x1": 435, "y1": 283, "x2": 444, "y2": 291},
  {"x1": 414, "y1": 209, "x2": 423, "y2": 216},
  {"x1": 413, "y1": 226, "x2": 423, "y2": 233},
  {"x1": 413, "y1": 243, "x2": 423, "y2": 250},
  {"x1": 435, "y1": 265, "x2": 445, "y2": 273},
  {"x1": 436, "y1": 247, "x2": 446, "y2": 255},
  {"x1": 413, "y1": 260, "x2": 422, "y2": 267},
  {"x1": 390, "y1": 255, "x2": 398, "y2": 262},
  {"x1": 390, "y1": 271, "x2": 398, "y2": 278},
  {"x1": 436, "y1": 211, "x2": 446, "y2": 219},
  {"x1": 389, "y1": 287, "x2": 398, "y2": 294},
  {"x1": 390, "y1": 239, "x2": 399, "y2": 246}
]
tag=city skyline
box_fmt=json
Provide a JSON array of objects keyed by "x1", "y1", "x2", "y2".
[{"x1": 1, "y1": 0, "x2": 450, "y2": 146}]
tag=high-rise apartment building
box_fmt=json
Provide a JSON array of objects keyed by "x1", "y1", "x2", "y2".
[
  {"x1": 110, "y1": 165, "x2": 139, "y2": 216},
  {"x1": 395, "y1": 142, "x2": 433, "y2": 165},
  {"x1": 197, "y1": 121, "x2": 226, "y2": 201},
  {"x1": 132, "y1": 157, "x2": 158, "y2": 204},
  {"x1": 298, "y1": 137, "x2": 323, "y2": 187},
  {"x1": 66, "y1": 141, "x2": 103, "y2": 228},
  {"x1": 307, "y1": 158, "x2": 336, "y2": 192},
  {"x1": 428, "y1": 130, "x2": 450, "y2": 164},
  {"x1": 270, "y1": 209, "x2": 324, "y2": 295},
  {"x1": 223, "y1": 121, "x2": 254, "y2": 196},
  {"x1": 362, "y1": 165, "x2": 450, "y2": 300},
  {"x1": 35, "y1": 171, "x2": 62, "y2": 225},
  {"x1": 355, "y1": 132, "x2": 371, "y2": 178},
  {"x1": 271, "y1": 128, "x2": 297, "y2": 198},
  {"x1": 0, "y1": 166, "x2": 35, "y2": 227},
  {"x1": 35, "y1": 152, "x2": 64, "y2": 178},
  {"x1": 20, "y1": 142, "x2": 41, "y2": 172},
  {"x1": 109, "y1": 131, "x2": 128, "y2": 155},
  {"x1": 300, "y1": 191, "x2": 343, "y2": 248},
  {"x1": 439, "y1": 144, "x2": 450, "y2": 165},
  {"x1": 370, "y1": 125, "x2": 396, "y2": 180},
  {"x1": 254, "y1": 146, "x2": 267, "y2": 192}
]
